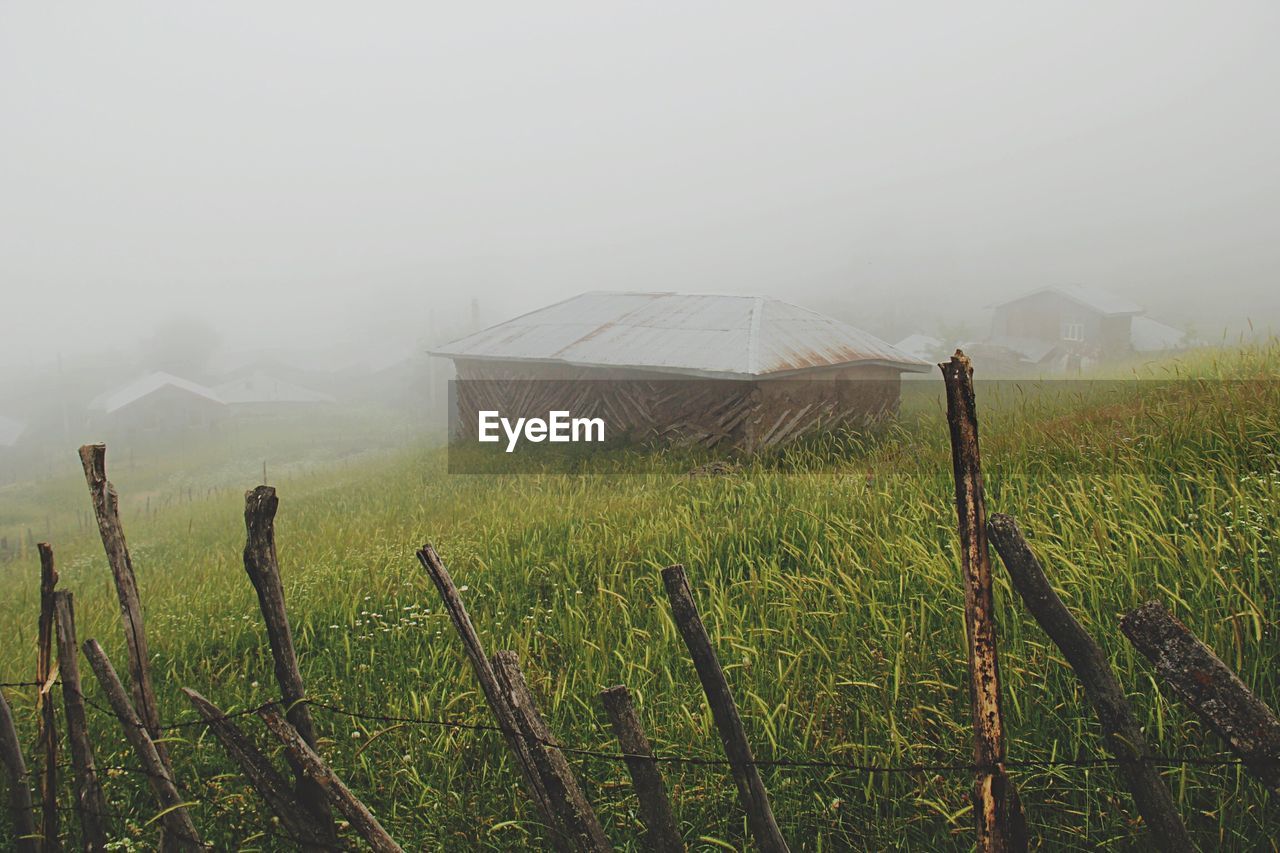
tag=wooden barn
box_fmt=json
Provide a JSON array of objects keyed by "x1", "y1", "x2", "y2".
[
  {"x1": 988, "y1": 285, "x2": 1144, "y2": 361},
  {"x1": 88, "y1": 371, "x2": 227, "y2": 433},
  {"x1": 431, "y1": 292, "x2": 930, "y2": 450}
]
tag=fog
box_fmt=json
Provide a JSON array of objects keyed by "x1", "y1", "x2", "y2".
[{"x1": 3, "y1": 1, "x2": 1279, "y2": 377}]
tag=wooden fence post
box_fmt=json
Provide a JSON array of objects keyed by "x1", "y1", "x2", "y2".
[
  {"x1": 78, "y1": 444, "x2": 168, "y2": 771},
  {"x1": 81, "y1": 640, "x2": 204, "y2": 850},
  {"x1": 53, "y1": 591, "x2": 110, "y2": 851},
  {"x1": 37, "y1": 542, "x2": 60, "y2": 851},
  {"x1": 259, "y1": 707, "x2": 403, "y2": 853},
  {"x1": 491, "y1": 651, "x2": 611, "y2": 853},
  {"x1": 661, "y1": 564, "x2": 789, "y2": 853},
  {"x1": 0, "y1": 686, "x2": 38, "y2": 852},
  {"x1": 415, "y1": 544, "x2": 561, "y2": 839},
  {"x1": 241, "y1": 485, "x2": 336, "y2": 841},
  {"x1": 1120, "y1": 600, "x2": 1280, "y2": 794},
  {"x1": 939, "y1": 351, "x2": 1026, "y2": 853},
  {"x1": 599, "y1": 685, "x2": 684, "y2": 853},
  {"x1": 180, "y1": 689, "x2": 334, "y2": 852},
  {"x1": 987, "y1": 515, "x2": 1191, "y2": 850}
]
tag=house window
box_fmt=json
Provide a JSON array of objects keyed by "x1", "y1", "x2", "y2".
[{"x1": 1061, "y1": 321, "x2": 1085, "y2": 342}]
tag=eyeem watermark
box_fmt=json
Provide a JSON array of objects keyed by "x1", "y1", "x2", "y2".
[{"x1": 478, "y1": 410, "x2": 606, "y2": 452}]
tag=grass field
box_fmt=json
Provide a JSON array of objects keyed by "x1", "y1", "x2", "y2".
[{"x1": 1, "y1": 346, "x2": 1278, "y2": 850}]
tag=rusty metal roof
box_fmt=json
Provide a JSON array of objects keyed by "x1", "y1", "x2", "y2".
[{"x1": 432, "y1": 292, "x2": 931, "y2": 378}]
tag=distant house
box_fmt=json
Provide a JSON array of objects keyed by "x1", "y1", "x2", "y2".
[
  {"x1": 1130, "y1": 316, "x2": 1193, "y2": 353},
  {"x1": 89, "y1": 372, "x2": 226, "y2": 431},
  {"x1": 893, "y1": 333, "x2": 944, "y2": 362},
  {"x1": 214, "y1": 370, "x2": 336, "y2": 408},
  {"x1": 990, "y1": 285, "x2": 1144, "y2": 361},
  {"x1": 432, "y1": 291, "x2": 930, "y2": 450}
]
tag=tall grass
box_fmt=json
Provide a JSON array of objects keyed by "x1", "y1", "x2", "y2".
[{"x1": 1, "y1": 346, "x2": 1278, "y2": 850}]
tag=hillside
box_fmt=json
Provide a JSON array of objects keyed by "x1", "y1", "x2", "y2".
[{"x1": 2, "y1": 345, "x2": 1278, "y2": 850}]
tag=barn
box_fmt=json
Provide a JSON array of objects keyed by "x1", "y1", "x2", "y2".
[
  {"x1": 88, "y1": 372, "x2": 227, "y2": 432},
  {"x1": 214, "y1": 369, "x2": 337, "y2": 409},
  {"x1": 431, "y1": 292, "x2": 930, "y2": 451},
  {"x1": 988, "y1": 285, "x2": 1144, "y2": 361}
]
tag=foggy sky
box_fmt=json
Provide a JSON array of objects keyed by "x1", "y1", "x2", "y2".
[{"x1": 3, "y1": 2, "x2": 1279, "y2": 369}]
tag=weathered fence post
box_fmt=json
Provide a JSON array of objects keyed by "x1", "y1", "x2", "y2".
[
  {"x1": 939, "y1": 351, "x2": 1026, "y2": 853},
  {"x1": 599, "y1": 685, "x2": 684, "y2": 853},
  {"x1": 259, "y1": 707, "x2": 403, "y2": 853},
  {"x1": 53, "y1": 591, "x2": 110, "y2": 851},
  {"x1": 37, "y1": 542, "x2": 60, "y2": 851},
  {"x1": 491, "y1": 651, "x2": 612, "y2": 852},
  {"x1": 180, "y1": 688, "x2": 333, "y2": 852},
  {"x1": 1120, "y1": 600, "x2": 1280, "y2": 793},
  {"x1": 0, "y1": 686, "x2": 38, "y2": 852},
  {"x1": 78, "y1": 444, "x2": 169, "y2": 771},
  {"x1": 987, "y1": 514, "x2": 1191, "y2": 850},
  {"x1": 415, "y1": 544, "x2": 561, "y2": 840},
  {"x1": 81, "y1": 640, "x2": 204, "y2": 850},
  {"x1": 241, "y1": 485, "x2": 336, "y2": 841},
  {"x1": 661, "y1": 564, "x2": 789, "y2": 853}
]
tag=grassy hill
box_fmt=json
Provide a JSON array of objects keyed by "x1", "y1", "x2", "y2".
[{"x1": 2, "y1": 346, "x2": 1278, "y2": 850}]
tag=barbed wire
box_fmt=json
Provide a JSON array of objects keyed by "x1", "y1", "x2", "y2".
[
  {"x1": 41, "y1": 681, "x2": 1268, "y2": 776},
  {"x1": 9, "y1": 680, "x2": 1276, "y2": 850}
]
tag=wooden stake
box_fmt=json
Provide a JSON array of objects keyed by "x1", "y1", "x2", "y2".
[
  {"x1": 415, "y1": 544, "x2": 559, "y2": 836},
  {"x1": 181, "y1": 689, "x2": 334, "y2": 852},
  {"x1": 53, "y1": 592, "x2": 109, "y2": 851},
  {"x1": 661, "y1": 564, "x2": 788, "y2": 853},
  {"x1": 78, "y1": 444, "x2": 169, "y2": 771},
  {"x1": 259, "y1": 707, "x2": 403, "y2": 853},
  {"x1": 599, "y1": 685, "x2": 684, "y2": 853},
  {"x1": 37, "y1": 542, "x2": 60, "y2": 851},
  {"x1": 987, "y1": 515, "x2": 1191, "y2": 850},
  {"x1": 0, "y1": 686, "x2": 38, "y2": 852},
  {"x1": 491, "y1": 651, "x2": 611, "y2": 852},
  {"x1": 241, "y1": 485, "x2": 335, "y2": 836},
  {"x1": 1121, "y1": 600, "x2": 1280, "y2": 793},
  {"x1": 939, "y1": 352, "x2": 1025, "y2": 853},
  {"x1": 81, "y1": 640, "x2": 204, "y2": 850}
]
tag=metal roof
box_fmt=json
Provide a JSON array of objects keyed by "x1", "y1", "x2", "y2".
[
  {"x1": 1130, "y1": 316, "x2": 1190, "y2": 352},
  {"x1": 215, "y1": 370, "x2": 336, "y2": 404},
  {"x1": 999, "y1": 285, "x2": 1144, "y2": 316},
  {"x1": 893, "y1": 333, "x2": 944, "y2": 361},
  {"x1": 432, "y1": 292, "x2": 931, "y2": 378},
  {"x1": 89, "y1": 372, "x2": 225, "y2": 414}
]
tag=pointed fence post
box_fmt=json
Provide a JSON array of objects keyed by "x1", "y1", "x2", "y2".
[
  {"x1": 939, "y1": 351, "x2": 1026, "y2": 853},
  {"x1": 81, "y1": 640, "x2": 204, "y2": 850},
  {"x1": 491, "y1": 651, "x2": 612, "y2": 853},
  {"x1": 0, "y1": 686, "x2": 38, "y2": 852},
  {"x1": 78, "y1": 444, "x2": 169, "y2": 771},
  {"x1": 181, "y1": 688, "x2": 333, "y2": 852},
  {"x1": 37, "y1": 542, "x2": 60, "y2": 851},
  {"x1": 259, "y1": 707, "x2": 403, "y2": 853},
  {"x1": 599, "y1": 685, "x2": 684, "y2": 853},
  {"x1": 661, "y1": 564, "x2": 788, "y2": 853},
  {"x1": 241, "y1": 485, "x2": 336, "y2": 842},
  {"x1": 1121, "y1": 600, "x2": 1280, "y2": 794},
  {"x1": 415, "y1": 544, "x2": 561, "y2": 839},
  {"x1": 53, "y1": 592, "x2": 110, "y2": 851},
  {"x1": 987, "y1": 514, "x2": 1191, "y2": 851}
]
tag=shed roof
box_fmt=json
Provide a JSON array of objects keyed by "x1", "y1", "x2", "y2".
[
  {"x1": 215, "y1": 370, "x2": 336, "y2": 404},
  {"x1": 999, "y1": 285, "x2": 1144, "y2": 316},
  {"x1": 1130, "y1": 316, "x2": 1190, "y2": 352},
  {"x1": 893, "y1": 333, "x2": 944, "y2": 361},
  {"x1": 432, "y1": 292, "x2": 930, "y2": 378},
  {"x1": 89, "y1": 372, "x2": 224, "y2": 414}
]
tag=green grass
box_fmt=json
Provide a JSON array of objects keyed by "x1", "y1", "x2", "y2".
[{"x1": 1, "y1": 347, "x2": 1278, "y2": 850}]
